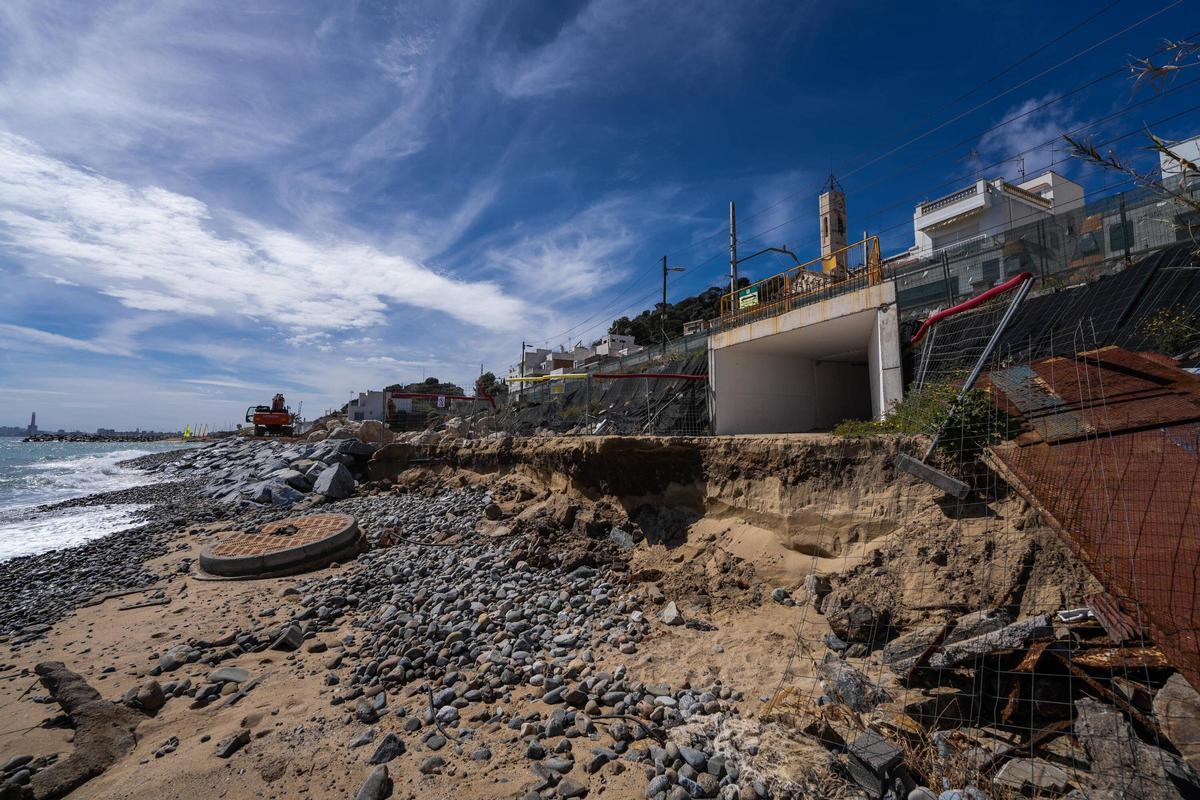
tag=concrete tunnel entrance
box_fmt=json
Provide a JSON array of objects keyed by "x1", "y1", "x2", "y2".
[{"x1": 707, "y1": 281, "x2": 903, "y2": 434}]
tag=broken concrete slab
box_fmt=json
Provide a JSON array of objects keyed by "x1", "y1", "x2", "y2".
[
  {"x1": 926, "y1": 614, "x2": 1052, "y2": 670},
  {"x1": 993, "y1": 758, "x2": 1071, "y2": 795},
  {"x1": 884, "y1": 609, "x2": 1013, "y2": 673},
  {"x1": 28, "y1": 661, "x2": 146, "y2": 799},
  {"x1": 1074, "y1": 697, "x2": 1191, "y2": 800},
  {"x1": 1154, "y1": 673, "x2": 1200, "y2": 773}
]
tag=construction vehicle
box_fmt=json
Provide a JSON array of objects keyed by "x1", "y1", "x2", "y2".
[{"x1": 245, "y1": 393, "x2": 295, "y2": 436}]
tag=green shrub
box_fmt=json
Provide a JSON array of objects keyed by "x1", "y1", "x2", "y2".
[{"x1": 833, "y1": 384, "x2": 1013, "y2": 458}]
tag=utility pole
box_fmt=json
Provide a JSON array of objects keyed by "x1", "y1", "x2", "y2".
[
  {"x1": 661, "y1": 255, "x2": 684, "y2": 354},
  {"x1": 729, "y1": 201, "x2": 738, "y2": 296}
]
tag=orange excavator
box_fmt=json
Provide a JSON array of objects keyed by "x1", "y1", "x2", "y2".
[{"x1": 245, "y1": 393, "x2": 295, "y2": 436}]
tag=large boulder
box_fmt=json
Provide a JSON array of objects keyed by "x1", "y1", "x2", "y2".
[
  {"x1": 307, "y1": 430, "x2": 328, "y2": 443},
  {"x1": 356, "y1": 420, "x2": 393, "y2": 446},
  {"x1": 312, "y1": 463, "x2": 355, "y2": 500}
]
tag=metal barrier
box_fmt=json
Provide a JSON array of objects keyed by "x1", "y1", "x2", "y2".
[{"x1": 718, "y1": 235, "x2": 883, "y2": 330}]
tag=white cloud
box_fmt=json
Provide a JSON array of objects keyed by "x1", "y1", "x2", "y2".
[
  {"x1": 0, "y1": 132, "x2": 528, "y2": 334},
  {"x1": 978, "y1": 96, "x2": 1078, "y2": 180}
]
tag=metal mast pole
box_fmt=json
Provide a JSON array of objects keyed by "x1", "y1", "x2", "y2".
[
  {"x1": 661, "y1": 255, "x2": 668, "y2": 355},
  {"x1": 729, "y1": 201, "x2": 738, "y2": 295}
]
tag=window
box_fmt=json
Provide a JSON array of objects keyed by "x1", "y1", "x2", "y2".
[
  {"x1": 981, "y1": 258, "x2": 1000, "y2": 285},
  {"x1": 1108, "y1": 220, "x2": 1133, "y2": 252},
  {"x1": 823, "y1": 217, "x2": 829, "y2": 236},
  {"x1": 353, "y1": 412, "x2": 364, "y2": 421}
]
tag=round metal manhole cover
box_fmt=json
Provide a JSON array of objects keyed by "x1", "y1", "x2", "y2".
[{"x1": 199, "y1": 513, "x2": 359, "y2": 578}]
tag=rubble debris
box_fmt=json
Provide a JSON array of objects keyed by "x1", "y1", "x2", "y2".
[
  {"x1": 992, "y1": 758, "x2": 1071, "y2": 795},
  {"x1": 883, "y1": 608, "x2": 1013, "y2": 673},
  {"x1": 1153, "y1": 674, "x2": 1200, "y2": 772},
  {"x1": 846, "y1": 730, "x2": 903, "y2": 797},
  {"x1": 817, "y1": 653, "x2": 891, "y2": 712},
  {"x1": 924, "y1": 614, "x2": 1051, "y2": 670},
  {"x1": 826, "y1": 603, "x2": 885, "y2": 643},
  {"x1": 1072, "y1": 698, "x2": 1198, "y2": 800}
]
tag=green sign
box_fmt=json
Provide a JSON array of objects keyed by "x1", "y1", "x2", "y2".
[{"x1": 737, "y1": 287, "x2": 759, "y2": 309}]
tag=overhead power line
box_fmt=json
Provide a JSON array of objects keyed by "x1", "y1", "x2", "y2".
[{"x1": 528, "y1": 3, "x2": 1187, "y2": 352}]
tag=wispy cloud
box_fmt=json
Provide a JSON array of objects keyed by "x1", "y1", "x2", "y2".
[
  {"x1": 0, "y1": 132, "x2": 528, "y2": 333},
  {"x1": 0, "y1": 322, "x2": 122, "y2": 355},
  {"x1": 492, "y1": 0, "x2": 791, "y2": 99}
]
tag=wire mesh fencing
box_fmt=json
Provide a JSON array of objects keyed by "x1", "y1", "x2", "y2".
[
  {"x1": 760, "y1": 313, "x2": 1200, "y2": 799},
  {"x1": 491, "y1": 355, "x2": 710, "y2": 437}
]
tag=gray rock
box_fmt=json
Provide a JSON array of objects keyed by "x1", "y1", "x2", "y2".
[
  {"x1": 419, "y1": 755, "x2": 445, "y2": 774},
  {"x1": 271, "y1": 624, "x2": 304, "y2": 651},
  {"x1": 215, "y1": 730, "x2": 250, "y2": 758},
  {"x1": 1074, "y1": 697, "x2": 1188, "y2": 800},
  {"x1": 354, "y1": 765, "x2": 392, "y2": 800},
  {"x1": 368, "y1": 732, "x2": 404, "y2": 764},
  {"x1": 312, "y1": 463, "x2": 355, "y2": 500},
  {"x1": 826, "y1": 603, "x2": 883, "y2": 643},
  {"x1": 556, "y1": 777, "x2": 588, "y2": 798},
  {"x1": 660, "y1": 601, "x2": 684, "y2": 626},
  {"x1": 207, "y1": 666, "x2": 250, "y2": 684},
  {"x1": 817, "y1": 653, "x2": 890, "y2": 712},
  {"x1": 678, "y1": 745, "x2": 707, "y2": 770}
]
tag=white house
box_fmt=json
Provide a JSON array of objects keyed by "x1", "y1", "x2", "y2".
[
  {"x1": 593, "y1": 333, "x2": 638, "y2": 357},
  {"x1": 912, "y1": 170, "x2": 1083, "y2": 258},
  {"x1": 348, "y1": 390, "x2": 412, "y2": 422}
]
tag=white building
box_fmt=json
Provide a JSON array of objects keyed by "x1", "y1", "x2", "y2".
[
  {"x1": 348, "y1": 390, "x2": 411, "y2": 422},
  {"x1": 593, "y1": 333, "x2": 637, "y2": 357},
  {"x1": 912, "y1": 170, "x2": 1083, "y2": 258},
  {"x1": 1161, "y1": 134, "x2": 1200, "y2": 190}
]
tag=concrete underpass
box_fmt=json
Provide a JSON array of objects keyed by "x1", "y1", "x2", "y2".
[{"x1": 707, "y1": 281, "x2": 902, "y2": 434}]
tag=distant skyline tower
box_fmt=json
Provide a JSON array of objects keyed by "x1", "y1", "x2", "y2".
[
  {"x1": 819, "y1": 173, "x2": 847, "y2": 275},
  {"x1": 27, "y1": 412, "x2": 37, "y2": 436}
]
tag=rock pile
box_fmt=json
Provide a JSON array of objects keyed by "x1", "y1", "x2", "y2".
[{"x1": 146, "y1": 436, "x2": 378, "y2": 508}]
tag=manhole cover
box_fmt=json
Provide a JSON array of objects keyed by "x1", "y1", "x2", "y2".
[{"x1": 199, "y1": 513, "x2": 359, "y2": 578}]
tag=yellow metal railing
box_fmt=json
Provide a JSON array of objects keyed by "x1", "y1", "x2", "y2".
[{"x1": 719, "y1": 235, "x2": 883, "y2": 329}]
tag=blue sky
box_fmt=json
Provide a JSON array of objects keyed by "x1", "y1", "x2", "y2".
[{"x1": 0, "y1": 0, "x2": 1197, "y2": 431}]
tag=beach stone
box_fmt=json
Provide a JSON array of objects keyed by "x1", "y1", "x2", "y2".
[
  {"x1": 419, "y1": 755, "x2": 445, "y2": 775},
  {"x1": 660, "y1": 602, "x2": 683, "y2": 626},
  {"x1": 354, "y1": 765, "x2": 392, "y2": 800},
  {"x1": 207, "y1": 667, "x2": 250, "y2": 685},
  {"x1": 368, "y1": 733, "x2": 404, "y2": 764},
  {"x1": 215, "y1": 730, "x2": 250, "y2": 758},
  {"x1": 556, "y1": 777, "x2": 588, "y2": 798}
]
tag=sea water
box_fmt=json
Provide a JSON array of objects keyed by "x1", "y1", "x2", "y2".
[{"x1": 0, "y1": 438, "x2": 192, "y2": 561}]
